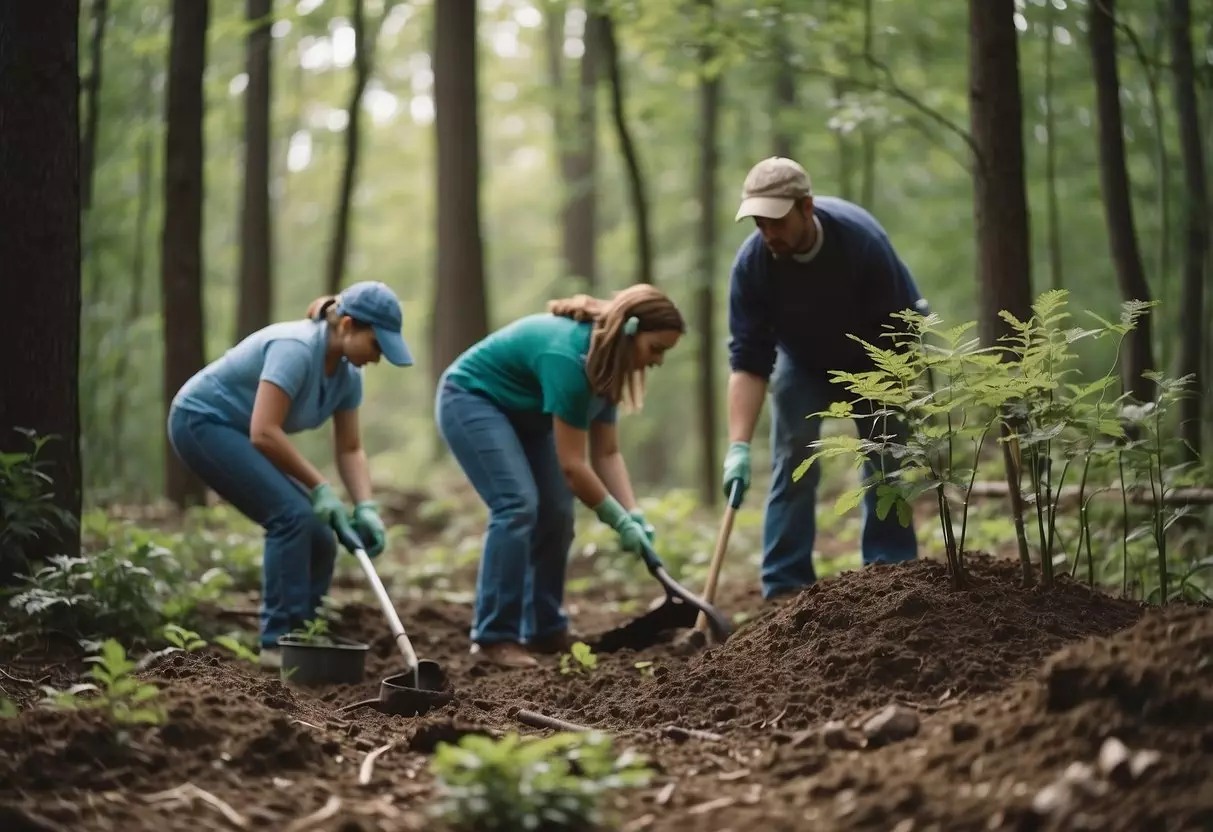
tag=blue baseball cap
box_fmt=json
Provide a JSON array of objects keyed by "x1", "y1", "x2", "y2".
[{"x1": 335, "y1": 281, "x2": 413, "y2": 367}]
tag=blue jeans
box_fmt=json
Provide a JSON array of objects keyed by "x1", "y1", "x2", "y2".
[
  {"x1": 167, "y1": 405, "x2": 338, "y2": 648},
  {"x1": 434, "y1": 377, "x2": 575, "y2": 645},
  {"x1": 762, "y1": 349, "x2": 918, "y2": 597}
]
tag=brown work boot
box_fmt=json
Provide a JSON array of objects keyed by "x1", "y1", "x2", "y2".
[
  {"x1": 469, "y1": 641, "x2": 539, "y2": 669},
  {"x1": 526, "y1": 629, "x2": 584, "y2": 655}
]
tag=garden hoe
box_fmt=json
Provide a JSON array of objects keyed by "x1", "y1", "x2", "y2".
[
  {"x1": 335, "y1": 526, "x2": 454, "y2": 718},
  {"x1": 591, "y1": 535, "x2": 733, "y2": 654}
]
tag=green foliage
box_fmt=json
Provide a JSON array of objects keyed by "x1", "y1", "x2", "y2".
[
  {"x1": 559, "y1": 641, "x2": 599, "y2": 675},
  {"x1": 0, "y1": 698, "x2": 18, "y2": 719},
  {"x1": 162, "y1": 623, "x2": 206, "y2": 652},
  {"x1": 287, "y1": 617, "x2": 333, "y2": 645},
  {"x1": 798, "y1": 290, "x2": 1205, "y2": 599},
  {"x1": 40, "y1": 639, "x2": 165, "y2": 727},
  {"x1": 429, "y1": 731, "x2": 651, "y2": 831},
  {"x1": 213, "y1": 633, "x2": 259, "y2": 663},
  {"x1": 0, "y1": 429, "x2": 78, "y2": 564}
]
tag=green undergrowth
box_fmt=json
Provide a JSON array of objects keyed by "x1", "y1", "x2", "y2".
[{"x1": 800, "y1": 289, "x2": 1212, "y2": 602}]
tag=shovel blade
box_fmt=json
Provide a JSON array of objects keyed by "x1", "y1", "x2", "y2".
[
  {"x1": 591, "y1": 596, "x2": 700, "y2": 654},
  {"x1": 378, "y1": 667, "x2": 455, "y2": 717}
]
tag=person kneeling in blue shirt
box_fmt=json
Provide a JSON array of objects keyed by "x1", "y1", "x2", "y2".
[
  {"x1": 435, "y1": 284, "x2": 685, "y2": 669},
  {"x1": 167, "y1": 281, "x2": 413, "y2": 668},
  {"x1": 722, "y1": 156, "x2": 923, "y2": 601}
]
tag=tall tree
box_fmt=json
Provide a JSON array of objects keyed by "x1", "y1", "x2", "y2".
[
  {"x1": 968, "y1": 0, "x2": 1034, "y2": 348},
  {"x1": 0, "y1": 1, "x2": 83, "y2": 574},
  {"x1": 696, "y1": 0, "x2": 720, "y2": 507},
  {"x1": 430, "y1": 0, "x2": 490, "y2": 392},
  {"x1": 80, "y1": 0, "x2": 109, "y2": 213},
  {"x1": 1089, "y1": 0, "x2": 1156, "y2": 403},
  {"x1": 545, "y1": 2, "x2": 602, "y2": 290},
  {"x1": 162, "y1": 0, "x2": 210, "y2": 508},
  {"x1": 236, "y1": 0, "x2": 274, "y2": 342},
  {"x1": 1167, "y1": 0, "x2": 1207, "y2": 459}
]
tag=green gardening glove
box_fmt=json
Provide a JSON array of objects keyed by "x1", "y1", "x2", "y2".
[
  {"x1": 721, "y1": 441, "x2": 752, "y2": 502},
  {"x1": 350, "y1": 500, "x2": 387, "y2": 558},
  {"x1": 594, "y1": 495, "x2": 650, "y2": 556},
  {"x1": 310, "y1": 482, "x2": 357, "y2": 545},
  {"x1": 629, "y1": 509, "x2": 656, "y2": 545}
]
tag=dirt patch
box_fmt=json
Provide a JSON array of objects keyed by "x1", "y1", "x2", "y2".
[{"x1": 2, "y1": 553, "x2": 1205, "y2": 831}]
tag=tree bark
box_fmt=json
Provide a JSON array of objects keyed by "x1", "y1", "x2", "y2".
[
  {"x1": 326, "y1": 0, "x2": 370, "y2": 296},
  {"x1": 1089, "y1": 0, "x2": 1156, "y2": 403},
  {"x1": 600, "y1": 12, "x2": 653, "y2": 285},
  {"x1": 968, "y1": 0, "x2": 1034, "y2": 348},
  {"x1": 0, "y1": 1, "x2": 83, "y2": 574},
  {"x1": 236, "y1": 0, "x2": 274, "y2": 342},
  {"x1": 161, "y1": 0, "x2": 210, "y2": 508},
  {"x1": 697, "y1": 0, "x2": 720, "y2": 508},
  {"x1": 1043, "y1": 0, "x2": 1064, "y2": 292},
  {"x1": 1167, "y1": 0, "x2": 1207, "y2": 459},
  {"x1": 430, "y1": 0, "x2": 490, "y2": 392}
]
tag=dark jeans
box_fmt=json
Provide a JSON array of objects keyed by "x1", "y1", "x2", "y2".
[
  {"x1": 762, "y1": 349, "x2": 918, "y2": 597},
  {"x1": 434, "y1": 376, "x2": 576, "y2": 645},
  {"x1": 167, "y1": 405, "x2": 337, "y2": 648}
]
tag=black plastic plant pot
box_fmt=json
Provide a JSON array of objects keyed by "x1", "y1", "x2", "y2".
[{"x1": 276, "y1": 634, "x2": 370, "y2": 687}]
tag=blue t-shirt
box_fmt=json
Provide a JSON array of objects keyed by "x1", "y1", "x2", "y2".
[
  {"x1": 727, "y1": 196, "x2": 923, "y2": 380},
  {"x1": 172, "y1": 319, "x2": 363, "y2": 434},
  {"x1": 444, "y1": 314, "x2": 617, "y2": 430}
]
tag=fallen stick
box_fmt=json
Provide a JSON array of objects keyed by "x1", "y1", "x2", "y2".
[
  {"x1": 515, "y1": 709, "x2": 592, "y2": 733},
  {"x1": 958, "y1": 480, "x2": 1213, "y2": 507},
  {"x1": 358, "y1": 742, "x2": 394, "y2": 786},
  {"x1": 662, "y1": 725, "x2": 723, "y2": 743},
  {"x1": 144, "y1": 783, "x2": 248, "y2": 828},
  {"x1": 0, "y1": 667, "x2": 35, "y2": 684},
  {"x1": 285, "y1": 795, "x2": 341, "y2": 832}
]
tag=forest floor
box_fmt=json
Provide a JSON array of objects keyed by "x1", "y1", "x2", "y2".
[{"x1": 2, "y1": 496, "x2": 1213, "y2": 831}]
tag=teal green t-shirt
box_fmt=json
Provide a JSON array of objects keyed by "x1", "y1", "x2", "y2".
[{"x1": 445, "y1": 314, "x2": 617, "y2": 430}]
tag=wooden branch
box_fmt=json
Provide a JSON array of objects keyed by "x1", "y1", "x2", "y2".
[{"x1": 957, "y1": 481, "x2": 1213, "y2": 507}]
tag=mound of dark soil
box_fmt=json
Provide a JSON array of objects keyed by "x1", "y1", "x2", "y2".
[
  {"x1": 464, "y1": 556, "x2": 1145, "y2": 734},
  {"x1": 742, "y1": 602, "x2": 1213, "y2": 831}
]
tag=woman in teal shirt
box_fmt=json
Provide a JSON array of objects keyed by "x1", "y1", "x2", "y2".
[
  {"x1": 435, "y1": 283, "x2": 686, "y2": 668},
  {"x1": 167, "y1": 281, "x2": 413, "y2": 667}
]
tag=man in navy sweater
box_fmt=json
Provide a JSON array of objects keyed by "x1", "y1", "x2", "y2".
[{"x1": 722, "y1": 156, "x2": 923, "y2": 599}]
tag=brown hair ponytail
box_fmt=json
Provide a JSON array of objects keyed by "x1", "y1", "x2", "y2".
[
  {"x1": 306, "y1": 296, "x2": 339, "y2": 323},
  {"x1": 547, "y1": 284, "x2": 686, "y2": 410}
]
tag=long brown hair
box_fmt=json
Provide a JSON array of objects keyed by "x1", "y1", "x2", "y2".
[{"x1": 547, "y1": 283, "x2": 686, "y2": 411}]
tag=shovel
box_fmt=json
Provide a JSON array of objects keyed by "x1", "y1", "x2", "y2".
[
  {"x1": 688, "y1": 480, "x2": 744, "y2": 646},
  {"x1": 591, "y1": 534, "x2": 733, "y2": 654},
  {"x1": 335, "y1": 524, "x2": 454, "y2": 717}
]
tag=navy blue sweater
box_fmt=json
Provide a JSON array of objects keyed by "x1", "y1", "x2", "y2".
[{"x1": 727, "y1": 196, "x2": 923, "y2": 380}]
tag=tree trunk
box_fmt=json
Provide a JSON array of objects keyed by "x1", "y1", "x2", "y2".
[
  {"x1": 0, "y1": 1, "x2": 83, "y2": 575},
  {"x1": 430, "y1": 0, "x2": 490, "y2": 391},
  {"x1": 600, "y1": 12, "x2": 653, "y2": 285},
  {"x1": 1043, "y1": 0, "x2": 1064, "y2": 292},
  {"x1": 80, "y1": 0, "x2": 108, "y2": 212},
  {"x1": 326, "y1": 0, "x2": 370, "y2": 296},
  {"x1": 772, "y1": 22, "x2": 796, "y2": 158},
  {"x1": 236, "y1": 0, "x2": 274, "y2": 342},
  {"x1": 1167, "y1": 0, "x2": 1207, "y2": 459},
  {"x1": 968, "y1": 0, "x2": 1034, "y2": 348},
  {"x1": 161, "y1": 0, "x2": 210, "y2": 508},
  {"x1": 697, "y1": 0, "x2": 720, "y2": 508},
  {"x1": 545, "y1": 3, "x2": 601, "y2": 290},
  {"x1": 1089, "y1": 0, "x2": 1156, "y2": 403}
]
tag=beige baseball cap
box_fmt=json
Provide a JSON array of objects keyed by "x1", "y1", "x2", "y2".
[{"x1": 734, "y1": 157, "x2": 813, "y2": 221}]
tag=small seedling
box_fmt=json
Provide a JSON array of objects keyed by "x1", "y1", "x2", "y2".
[
  {"x1": 162, "y1": 623, "x2": 206, "y2": 652},
  {"x1": 633, "y1": 660, "x2": 655, "y2": 678},
  {"x1": 559, "y1": 641, "x2": 598, "y2": 675},
  {"x1": 289, "y1": 617, "x2": 332, "y2": 645},
  {"x1": 214, "y1": 634, "x2": 258, "y2": 663},
  {"x1": 429, "y1": 730, "x2": 651, "y2": 831},
  {"x1": 40, "y1": 639, "x2": 164, "y2": 726}
]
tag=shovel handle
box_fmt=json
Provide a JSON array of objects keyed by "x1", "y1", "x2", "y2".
[
  {"x1": 337, "y1": 525, "x2": 421, "y2": 670},
  {"x1": 695, "y1": 484, "x2": 742, "y2": 633}
]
